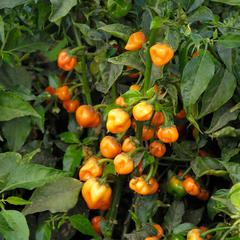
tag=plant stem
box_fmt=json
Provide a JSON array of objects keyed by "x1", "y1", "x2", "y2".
[
  {"x1": 202, "y1": 226, "x2": 233, "y2": 237},
  {"x1": 136, "y1": 122, "x2": 143, "y2": 143},
  {"x1": 111, "y1": 84, "x2": 117, "y2": 100},
  {"x1": 72, "y1": 22, "x2": 92, "y2": 105},
  {"x1": 143, "y1": 28, "x2": 157, "y2": 94},
  {"x1": 107, "y1": 176, "x2": 125, "y2": 238}
]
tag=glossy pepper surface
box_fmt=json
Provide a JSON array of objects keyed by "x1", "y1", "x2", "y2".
[
  {"x1": 106, "y1": 108, "x2": 131, "y2": 133},
  {"x1": 115, "y1": 96, "x2": 128, "y2": 107},
  {"x1": 91, "y1": 216, "x2": 102, "y2": 235},
  {"x1": 167, "y1": 175, "x2": 186, "y2": 199},
  {"x1": 122, "y1": 137, "x2": 136, "y2": 153},
  {"x1": 125, "y1": 32, "x2": 146, "y2": 51},
  {"x1": 57, "y1": 50, "x2": 77, "y2": 71},
  {"x1": 79, "y1": 156, "x2": 103, "y2": 181},
  {"x1": 157, "y1": 125, "x2": 179, "y2": 143},
  {"x1": 132, "y1": 101, "x2": 154, "y2": 121},
  {"x1": 182, "y1": 177, "x2": 201, "y2": 196},
  {"x1": 82, "y1": 178, "x2": 112, "y2": 210},
  {"x1": 114, "y1": 153, "x2": 134, "y2": 175},
  {"x1": 76, "y1": 105, "x2": 101, "y2": 128},
  {"x1": 55, "y1": 86, "x2": 72, "y2": 101},
  {"x1": 151, "y1": 112, "x2": 164, "y2": 128},
  {"x1": 100, "y1": 136, "x2": 121, "y2": 159},
  {"x1": 63, "y1": 99, "x2": 80, "y2": 113},
  {"x1": 129, "y1": 176, "x2": 159, "y2": 195},
  {"x1": 187, "y1": 229, "x2": 203, "y2": 240},
  {"x1": 149, "y1": 141, "x2": 166, "y2": 158}
]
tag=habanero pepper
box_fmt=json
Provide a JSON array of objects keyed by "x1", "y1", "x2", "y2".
[
  {"x1": 125, "y1": 31, "x2": 146, "y2": 51},
  {"x1": 82, "y1": 178, "x2": 112, "y2": 210},
  {"x1": 57, "y1": 50, "x2": 77, "y2": 71},
  {"x1": 114, "y1": 153, "x2": 134, "y2": 175},
  {"x1": 91, "y1": 216, "x2": 102, "y2": 235},
  {"x1": 187, "y1": 229, "x2": 203, "y2": 240},
  {"x1": 129, "y1": 84, "x2": 141, "y2": 91},
  {"x1": 63, "y1": 99, "x2": 80, "y2": 113},
  {"x1": 107, "y1": 0, "x2": 132, "y2": 18},
  {"x1": 55, "y1": 86, "x2": 72, "y2": 101},
  {"x1": 157, "y1": 125, "x2": 179, "y2": 143},
  {"x1": 100, "y1": 136, "x2": 121, "y2": 159},
  {"x1": 182, "y1": 177, "x2": 201, "y2": 196},
  {"x1": 167, "y1": 175, "x2": 186, "y2": 200},
  {"x1": 149, "y1": 141, "x2": 166, "y2": 158},
  {"x1": 122, "y1": 137, "x2": 136, "y2": 153},
  {"x1": 115, "y1": 96, "x2": 128, "y2": 107},
  {"x1": 151, "y1": 112, "x2": 164, "y2": 128},
  {"x1": 132, "y1": 101, "x2": 154, "y2": 122}
]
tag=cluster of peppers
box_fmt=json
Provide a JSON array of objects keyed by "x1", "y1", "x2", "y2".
[{"x1": 46, "y1": 29, "x2": 211, "y2": 239}]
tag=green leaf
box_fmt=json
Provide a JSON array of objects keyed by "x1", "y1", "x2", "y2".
[
  {"x1": 229, "y1": 183, "x2": 240, "y2": 211},
  {"x1": 22, "y1": 177, "x2": 81, "y2": 215},
  {"x1": 181, "y1": 52, "x2": 215, "y2": 109},
  {"x1": 211, "y1": 0, "x2": 240, "y2": 6},
  {"x1": 122, "y1": 90, "x2": 144, "y2": 105},
  {"x1": 221, "y1": 147, "x2": 240, "y2": 162},
  {"x1": 5, "y1": 196, "x2": 31, "y2": 206},
  {"x1": 69, "y1": 214, "x2": 99, "y2": 239},
  {"x1": 2, "y1": 117, "x2": 31, "y2": 151},
  {"x1": 96, "y1": 61, "x2": 123, "y2": 94},
  {"x1": 173, "y1": 223, "x2": 195, "y2": 235},
  {"x1": 36, "y1": 223, "x2": 51, "y2": 240},
  {"x1": 49, "y1": 0, "x2": 77, "y2": 22},
  {"x1": 182, "y1": 207, "x2": 204, "y2": 225},
  {"x1": 99, "y1": 24, "x2": 132, "y2": 41},
  {"x1": 0, "y1": 0, "x2": 28, "y2": 9},
  {"x1": 0, "y1": 210, "x2": 29, "y2": 240},
  {"x1": 167, "y1": 84, "x2": 178, "y2": 115},
  {"x1": 216, "y1": 44, "x2": 232, "y2": 70},
  {"x1": 163, "y1": 201, "x2": 184, "y2": 233},
  {"x1": 218, "y1": 33, "x2": 240, "y2": 48},
  {"x1": 199, "y1": 70, "x2": 236, "y2": 118},
  {"x1": 102, "y1": 163, "x2": 115, "y2": 177},
  {"x1": 22, "y1": 148, "x2": 41, "y2": 164},
  {"x1": 211, "y1": 127, "x2": 240, "y2": 138},
  {"x1": 108, "y1": 51, "x2": 145, "y2": 71},
  {"x1": 222, "y1": 162, "x2": 240, "y2": 184},
  {"x1": 188, "y1": 6, "x2": 214, "y2": 23},
  {"x1": 191, "y1": 156, "x2": 227, "y2": 177},
  {"x1": 59, "y1": 132, "x2": 80, "y2": 144},
  {"x1": 63, "y1": 145, "x2": 83, "y2": 175},
  {"x1": 0, "y1": 16, "x2": 4, "y2": 44},
  {"x1": 206, "y1": 103, "x2": 239, "y2": 134},
  {"x1": 0, "y1": 91, "x2": 40, "y2": 121}
]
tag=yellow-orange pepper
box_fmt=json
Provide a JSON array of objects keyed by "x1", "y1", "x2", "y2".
[
  {"x1": 125, "y1": 31, "x2": 146, "y2": 51},
  {"x1": 145, "y1": 224, "x2": 164, "y2": 240},
  {"x1": 106, "y1": 108, "x2": 131, "y2": 133},
  {"x1": 82, "y1": 178, "x2": 112, "y2": 210},
  {"x1": 114, "y1": 153, "x2": 134, "y2": 175},
  {"x1": 129, "y1": 84, "x2": 141, "y2": 91},
  {"x1": 149, "y1": 141, "x2": 166, "y2": 158},
  {"x1": 142, "y1": 126, "x2": 154, "y2": 141},
  {"x1": 100, "y1": 136, "x2": 121, "y2": 159},
  {"x1": 115, "y1": 96, "x2": 128, "y2": 107},
  {"x1": 132, "y1": 101, "x2": 154, "y2": 121},
  {"x1": 187, "y1": 229, "x2": 203, "y2": 240},
  {"x1": 182, "y1": 177, "x2": 201, "y2": 196},
  {"x1": 79, "y1": 156, "x2": 103, "y2": 181},
  {"x1": 129, "y1": 176, "x2": 159, "y2": 195},
  {"x1": 122, "y1": 137, "x2": 136, "y2": 153},
  {"x1": 91, "y1": 216, "x2": 102, "y2": 235},
  {"x1": 157, "y1": 125, "x2": 179, "y2": 143},
  {"x1": 151, "y1": 112, "x2": 164, "y2": 128}
]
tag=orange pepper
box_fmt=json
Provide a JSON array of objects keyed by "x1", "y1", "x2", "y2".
[
  {"x1": 45, "y1": 86, "x2": 56, "y2": 95},
  {"x1": 132, "y1": 101, "x2": 154, "y2": 121},
  {"x1": 145, "y1": 224, "x2": 164, "y2": 240},
  {"x1": 126, "y1": 66, "x2": 140, "y2": 79},
  {"x1": 175, "y1": 109, "x2": 186, "y2": 119},
  {"x1": 196, "y1": 189, "x2": 209, "y2": 201},
  {"x1": 122, "y1": 137, "x2": 136, "y2": 153},
  {"x1": 79, "y1": 156, "x2": 103, "y2": 181},
  {"x1": 199, "y1": 226, "x2": 212, "y2": 240},
  {"x1": 157, "y1": 125, "x2": 179, "y2": 143},
  {"x1": 91, "y1": 216, "x2": 102, "y2": 235},
  {"x1": 142, "y1": 126, "x2": 154, "y2": 141},
  {"x1": 150, "y1": 43, "x2": 174, "y2": 67},
  {"x1": 100, "y1": 136, "x2": 121, "y2": 159},
  {"x1": 75, "y1": 105, "x2": 101, "y2": 128},
  {"x1": 151, "y1": 112, "x2": 164, "y2": 128},
  {"x1": 149, "y1": 141, "x2": 166, "y2": 158},
  {"x1": 63, "y1": 99, "x2": 80, "y2": 113},
  {"x1": 129, "y1": 176, "x2": 159, "y2": 195},
  {"x1": 115, "y1": 96, "x2": 128, "y2": 107},
  {"x1": 192, "y1": 51, "x2": 200, "y2": 58},
  {"x1": 55, "y1": 86, "x2": 72, "y2": 101},
  {"x1": 57, "y1": 50, "x2": 77, "y2": 71},
  {"x1": 82, "y1": 178, "x2": 112, "y2": 210},
  {"x1": 106, "y1": 108, "x2": 131, "y2": 134},
  {"x1": 187, "y1": 229, "x2": 203, "y2": 240},
  {"x1": 129, "y1": 84, "x2": 141, "y2": 91},
  {"x1": 125, "y1": 32, "x2": 146, "y2": 51},
  {"x1": 182, "y1": 177, "x2": 201, "y2": 196},
  {"x1": 114, "y1": 153, "x2": 134, "y2": 175}
]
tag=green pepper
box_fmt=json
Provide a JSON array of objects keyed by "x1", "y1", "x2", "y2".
[
  {"x1": 107, "y1": 0, "x2": 132, "y2": 18},
  {"x1": 167, "y1": 175, "x2": 186, "y2": 199}
]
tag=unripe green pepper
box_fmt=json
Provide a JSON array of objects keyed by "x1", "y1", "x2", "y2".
[
  {"x1": 167, "y1": 175, "x2": 186, "y2": 199},
  {"x1": 107, "y1": 0, "x2": 132, "y2": 18}
]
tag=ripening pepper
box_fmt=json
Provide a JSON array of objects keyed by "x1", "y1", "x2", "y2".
[
  {"x1": 114, "y1": 153, "x2": 134, "y2": 175},
  {"x1": 55, "y1": 86, "x2": 72, "y2": 101},
  {"x1": 91, "y1": 216, "x2": 102, "y2": 235},
  {"x1": 132, "y1": 101, "x2": 154, "y2": 121},
  {"x1": 57, "y1": 50, "x2": 77, "y2": 71},
  {"x1": 187, "y1": 229, "x2": 203, "y2": 240},
  {"x1": 157, "y1": 125, "x2": 179, "y2": 143},
  {"x1": 82, "y1": 178, "x2": 112, "y2": 210},
  {"x1": 100, "y1": 136, "x2": 121, "y2": 159},
  {"x1": 182, "y1": 177, "x2": 201, "y2": 196},
  {"x1": 125, "y1": 32, "x2": 146, "y2": 51},
  {"x1": 63, "y1": 99, "x2": 80, "y2": 113},
  {"x1": 167, "y1": 175, "x2": 186, "y2": 199},
  {"x1": 122, "y1": 137, "x2": 136, "y2": 153},
  {"x1": 149, "y1": 141, "x2": 166, "y2": 158}
]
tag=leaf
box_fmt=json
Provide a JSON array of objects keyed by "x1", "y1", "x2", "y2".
[
  {"x1": 6, "y1": 196, "x2": 31, "y2": 206},
  {"x1": 49, "y1": 0, "x2": 77, "y2": 22},
  {"x1": 0, "y1": 210, "x2": 29, "y2": 240},
  {"x1": 0, "y1": 0, "x2": 28, "y2": 9},
  {"x1": 2, "y1": 117, "x2": 31, "y2": 151},
  {"x1": 216, "y1": 44, "x2": 232, "y2": 70},
  {"x1": 206, "y1": 103, "x2": 239, "y2": 134},
  {"x1": 36, "y1": 223, "x2": 51, "y2": 240},
  {"x1": 122, "y1": 90, "x2": 144, "y2": 105},
  {"x1": 0, "y1": 91, "x2": 40, "y2": 121},
  {"x1": 22, "y1": 177, "x2": 81, "y2": 215},
  {"x1": 0, "y1": 16, "x2": 4, "y2": 44},
  {"x1": 187, "y1": 0, "x2": 204, "y2": 12},
  {"x1": 199, "y1": 70, "x2": 236, "y2": 118},
  {"x1": 222, "y1": 162, "x2": 240, "y2": 184},
  {"x1": 96, "y1": 61, "x2": 123, "y2": 94},
  {"x1": 218, "y1": 33, "x2": 240, "y2": 48},
  {"x1": 59, "y1": 132, "x2": 80, "y2": 144},
  {"x1": 0, "y1": 163, "x2": 68, "y2": 193},
  {"x1": 172, "y1": 141, "x2": 198, "y2": 159},
  {"x1": 181, "y1": 52, "x2": 215, "y2": 109},
  {"x1": 108, "y1": 51, "x2": 145, "y2": 72},
  {"x1": 63, "y1": 145, "x2": 83, "y2": 175},
  {"x1": 221, "y1": 147, "x2": 240, "y2": 162},
  {"x1": 99, "y1": 24, "x2": 132, "y2": 41},
  {"x1": 22, "y1": 148, "x2": 41, "y2": 164},
  {"x1": 191, "y1": 157, "x2": 227, "y2": 177},
  {"x1": 188, "y1": 6, "x2": 214, "y2": 23},
  {"x1": 229, "y1": 183, "x2": 240, "y2": 211},
  {"x1": 69, "y1": 214, "x2": 99, "y2": 239},
  {"x1": 102, "y1": 163, "x2": 115, "y2": 177},
  {"x1": 211, "y1": 0, "x2": 240, "y2": 6},
  {"x1": 182, "y1": 207, "x2": 204, "y2": 225},
  {"x1": 211, "y1": 127, "x2": 240, "y2": 138},
  {"x1": 173, "y1": 223, "x2": 195, "y2": 235},
  {"x1": 167, "y1": 84, "x2": 178, "y2": 114},
  {"x1": 163, "y1": 201, "x2": 184, "y2": 233}
]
